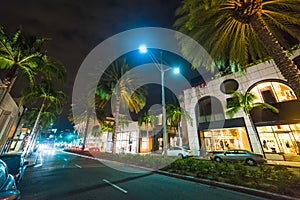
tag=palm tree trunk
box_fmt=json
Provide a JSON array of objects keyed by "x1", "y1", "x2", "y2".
[
  {"x1": 247, "y1": 114, "x2": 266, "y2": 158},
  {"x1": 113, "y1": 99, "x2": 121, "y2": 154},
  {"x1": 24, "y1": 99, "x2": 45, "y2": 156},
  {"x1": 28, "y1": 129, "x2": 40, "y2": 153},
  {"x1": 82, "y1": 112, "x2": 90, "y2": 151},
  {"x1": 146, "y1": 125, "x2": 149, "y2": 153},
  {"x1": 250, "y1": 14, "x2": 300, "y2": 97},
  {"x1": 177, "y1": 124, "x2": 182, "y2": 147}
]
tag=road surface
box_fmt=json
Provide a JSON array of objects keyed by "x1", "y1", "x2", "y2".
[{"x1": 18, "y1": 150, "x2": 269, "y2": 200}]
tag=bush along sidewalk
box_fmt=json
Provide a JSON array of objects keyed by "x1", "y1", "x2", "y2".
[{"x1": 163, "y1": 158, "x2": 300, "y2": 198}]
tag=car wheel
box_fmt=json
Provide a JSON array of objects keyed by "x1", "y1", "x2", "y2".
[
  {"x1": 214, "y1": 157, "x2": 222, "y2": 162},
  {"x1": 178, "y1": 153, "x2": 184, "y2": 158},
  {"x1": 246, "y1": 158, "x2": 256, "y2": 166}
]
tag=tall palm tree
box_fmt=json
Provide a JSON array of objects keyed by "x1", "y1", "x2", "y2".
[
  {"x1": 23, "y1": 108, "x2": 56, "y2": 131},
  {"x1": 97, "y1": 59, "x2": 146, "y2": 154},
  {"x1": 138, "y1": 111, "x2": 157, "y2": 153},
  {"x1": 165, "y1": 103, "x2": 192, "y2": 147},
  {"x1": 174, "y1": 0, "x2": 300, "y2": 97},
  {"x1": 226, "y1": 91, "x2": 278, "y2": 155},
  {"x1": 0, "y1": 27, "x2": 42, "y2": 86},
  {"x1": 71, "y1": 94, "x2": 97, "y2": 151},
  {"x1": 21, "y1": 80, "x2": 66, "y2": 155},
  {"x1": 22, "y1": 108, "x2": 57, "y2": 153},
  {"x1": 0, "y1": 27, "x2": 66, "y2": 104}
]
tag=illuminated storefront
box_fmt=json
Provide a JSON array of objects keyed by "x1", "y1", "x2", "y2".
[
  {"x1": 116, "y1": 131, "x2": 138, "y2": 153},
  {"x1": 203, "y1": 127, "x2": 251, "y2": 152},
  {"x1": 249, "y1": 81, "x2": 300, "y2": 155},
  {"x1": 139, "y1": 136, "x2": 153, "y2": 153},
  {"x1": 257, "y1": 124, "x2": 300, "y2": 154}
]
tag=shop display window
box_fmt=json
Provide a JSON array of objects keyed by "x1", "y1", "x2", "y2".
[
  {"x1": 203, "y1": 127, "x2": 251, "y2": 152},
  {"x1": 258, "y1": 124, "x2": 300, "y2": 154},
  {"x1": 250, "y1": 81, "x2": 297, "y2": 104},
  {"x1": 116, "y1": 131, "x2": 137, "y2": 153}
]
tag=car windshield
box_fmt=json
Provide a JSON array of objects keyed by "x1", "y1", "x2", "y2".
[{"x1": 181, "y1": 146, "x2": 190, "y2": 150}]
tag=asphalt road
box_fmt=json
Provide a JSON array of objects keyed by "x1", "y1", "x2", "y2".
[{"x1": 18, "y1": 150, "x2": 270, "y2": 200}]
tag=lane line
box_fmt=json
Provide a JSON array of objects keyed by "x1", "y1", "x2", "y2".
[
  {"x1": 74, "y1": 164, "x2": 82, "y2": 168},
  {"x1": 34, "y1": 163, "x2": 42, "y2": 168},
  {"x1": 103, "y1": 179, "x2": 128, "y2": 194}
]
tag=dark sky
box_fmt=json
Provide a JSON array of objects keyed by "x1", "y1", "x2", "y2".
[{"x1": 0, "y1": 0, "x2": 205, "y2": 130}]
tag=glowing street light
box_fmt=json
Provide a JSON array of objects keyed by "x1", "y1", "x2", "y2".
[{"x1": 139, "y1": 44, "x2": 180, "y2": 158}]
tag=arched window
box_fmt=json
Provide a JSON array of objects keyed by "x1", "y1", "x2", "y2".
[
  {"x1": 197, "y1": 96, "x2": 225, "y2": 122},
  {"x1": 249, "y1": 81, "x2": 297, "y2": 104}
]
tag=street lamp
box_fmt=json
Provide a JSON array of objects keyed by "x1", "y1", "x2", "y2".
[{"x1": 139, "y1": 44, "x2": 180, "y2": 158}]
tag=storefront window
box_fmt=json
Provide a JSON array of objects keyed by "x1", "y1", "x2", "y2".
[
  {"x1": 250, "y1": 81, "x2": 297, "y2": 104},
  {"x1": 116, "y1": 131, "x2": 137, "y2": 153},
  {"x1": 258, "y1": 124, "x2": 300, "y2": 154},
  {"x1": 203, "y1": 127, "x2": 251, "y2": 152}
]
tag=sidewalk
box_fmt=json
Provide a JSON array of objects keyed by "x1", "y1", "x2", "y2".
[
  {"x1": 24, "y1": 151, "x2": 40, "y2": 167},
  {"x1": 267, "y1": 160, "x2": 300, "y2": 168},
  {"x1": 194, "y1": 155, "x2": 300, "y2": 168}
]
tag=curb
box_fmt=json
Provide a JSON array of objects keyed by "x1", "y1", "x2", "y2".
[{"x1": 62, "y1": 150, "x2": 299, "y2": 200}]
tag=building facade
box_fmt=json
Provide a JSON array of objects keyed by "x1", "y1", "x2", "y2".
[
  {"x1": 183, "y1": 49, "x2": 300, "y2": 161},
  {"x1": 0, "y1": 81, "x2": 20, "y2": 153}
]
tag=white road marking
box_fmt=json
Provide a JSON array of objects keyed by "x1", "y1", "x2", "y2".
[
  {"x1": 34, "y1": 163, "x2": 42, "y2": 168},
  {"x1": 103, "y1": 179, "x2": 128, "y2": 194},
  {"x1": 74, "y1": 164, "x2": 82, "y2": 168}
]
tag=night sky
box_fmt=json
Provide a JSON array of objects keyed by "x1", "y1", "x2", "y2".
[{"x1": 0, "y1": 0, "x2": 205, "y2": 130}]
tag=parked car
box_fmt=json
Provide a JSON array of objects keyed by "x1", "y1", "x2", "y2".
[
  {"x1": 0, "y1": 159, "x2": 20, "y2": 200},
  {"x1": 89, "y1": 147, "x2": 100, "y2": 152},
  {"x1": 210, "y1": 149, "x2": 266, "y2": 166},
  {"x1": 166, "y1": 146, "x2": 193, "y2": 158},
  {"x1": 0, "y1": 153, "x2": 28, "y2": 184}
]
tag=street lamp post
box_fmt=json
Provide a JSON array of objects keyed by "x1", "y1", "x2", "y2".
[{"x1": 139, "y1": 45, "x2": 179, "y2": 158}]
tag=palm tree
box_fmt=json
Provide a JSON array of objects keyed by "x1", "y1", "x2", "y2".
[
  {"x1": 23, "y1": 108, "x2": 56, "y2": 130},
  {"x1": 165, "y1": 103, "x2": 192, "y2": 147},
  {"x1": 0, "y1": 27, "x2": 66, "y2": 104},
  {"x1": 21, "y1": 80, "x2": 66, "y2": 155},
  {"x1": 22, "y1": 108, "x2": 57, "y2": 153},
  {"x1": 138, "y1": 111, "x2": 157, "y2": 153},
  {"x1": 71, "y1": 94, "x2": 98, "y2": 151},
  {"x1": 97, "y1": 59, "x2": 146, "y2": 153},
  {"x1": 174, "y1": 0, "x2": 300, "y2": 97},
  {"x1": 39, "y1": 111, "x2": 56, "y2": 130},
  {"x1": 226, "y1": 91, "x2": 278, "y2": 155}
]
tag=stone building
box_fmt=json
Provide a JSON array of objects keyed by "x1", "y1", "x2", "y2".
[{"x1": 183, "y1": 49, "x2": 300, "y2": 161}]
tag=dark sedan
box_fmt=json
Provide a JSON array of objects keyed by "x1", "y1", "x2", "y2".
[
  {"x1": 0, "y1": 159, "x2": 19, "y2": 200},
  {"x1": 0, "y1": 153, "x2": 28, "y2": 184},
  {"x1": 210, "y1": 149, "x2": 266, "y2": 166}
]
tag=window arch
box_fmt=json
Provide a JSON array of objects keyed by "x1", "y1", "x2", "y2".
[
  {"x1": 248, "y1": 80, "x2": 297, "y2": 104},
  {"x1": 197, "y1": 96, "x2": 225, "y2": 122}
]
